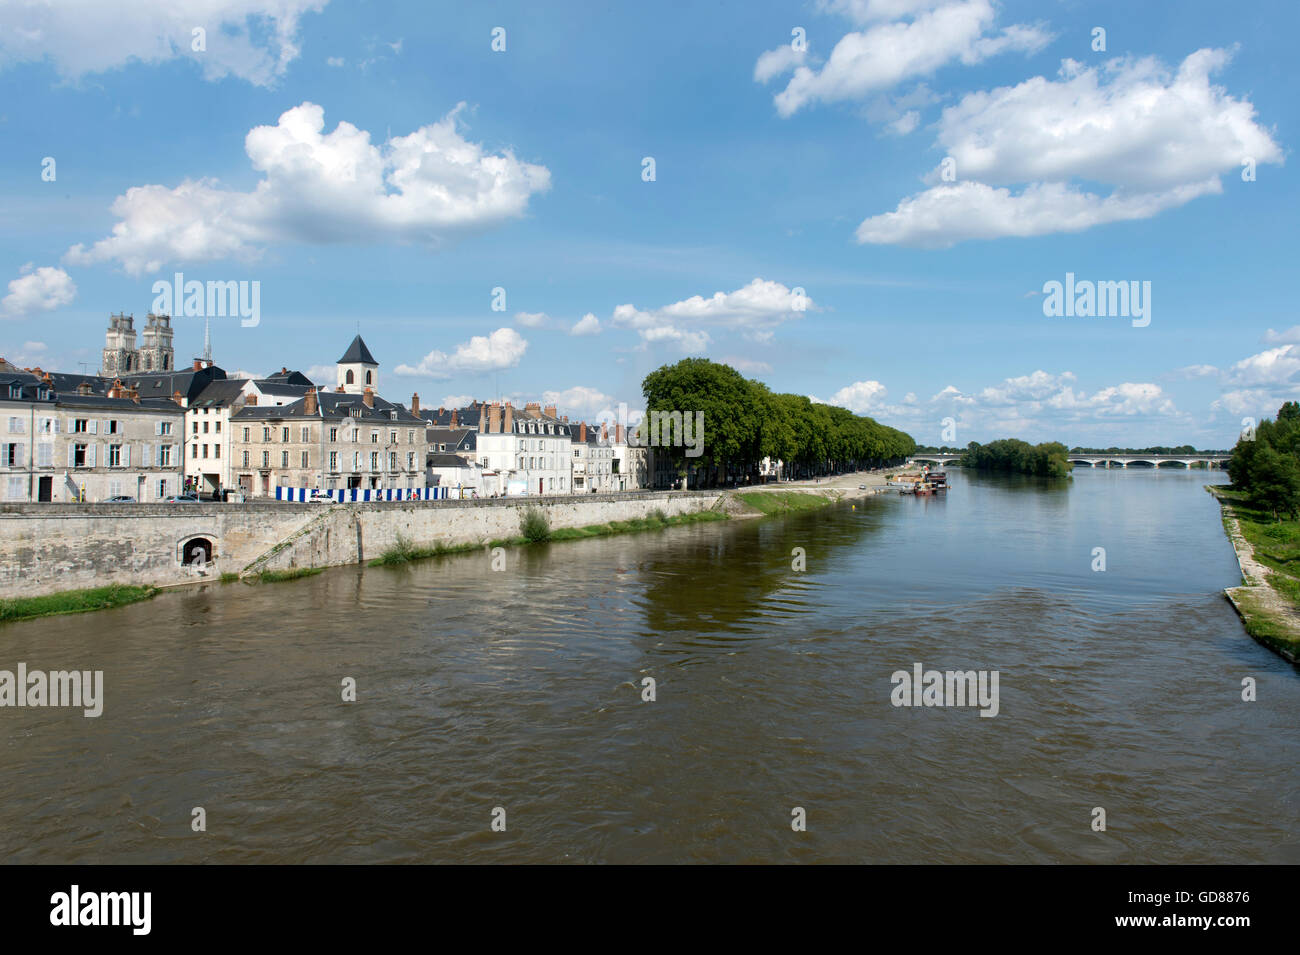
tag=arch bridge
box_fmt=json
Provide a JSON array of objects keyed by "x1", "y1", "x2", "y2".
[{"x1": 907, "y1": 453, "x2": 1230, "y2": 469}]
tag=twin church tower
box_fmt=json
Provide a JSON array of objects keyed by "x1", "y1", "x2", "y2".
[{"x1": 100, "y1": 312, "x2": 175, "y2": 376}]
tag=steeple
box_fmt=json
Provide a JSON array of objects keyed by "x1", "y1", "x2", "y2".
[
  {"x1": 337, "y1": 334, "x2": 378, "y2": 395},
  {"x1": 100, "y1": 312, "x2": 137, "y2": 377}
]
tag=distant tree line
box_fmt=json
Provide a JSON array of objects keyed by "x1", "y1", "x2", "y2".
[
  {"x1": 1228, "y1": 401, "x2": 1300, "y2": 520},
  {"x1": 641, "y1": 358, "x2": 915, "y2": 487},
  {"x1": 959, "y1": 439, "x2": 1071, "y2": 478},
  {"x1": 1068, "y1": 445, "x2": 1229, "y2": 454}
]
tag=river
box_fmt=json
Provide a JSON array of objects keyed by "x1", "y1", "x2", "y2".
[{"x1": 2, "y1": 467, "x2": 1296, "y2": 863}]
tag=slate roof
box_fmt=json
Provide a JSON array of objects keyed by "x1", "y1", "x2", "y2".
[
  {"x1": 234, "y1": 389, "x2": 422, "y2": 424},
  {"x1": 338, "y1": 335, "x2": 377, "y2": 365}
]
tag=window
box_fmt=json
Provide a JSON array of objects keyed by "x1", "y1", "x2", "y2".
[
  {"x1": 370, "y1": 451, "x2": 379, "y2": 471},
  {"x1": 346, "y1": 369, "x2": 355, "y2": 385},
  {"x1": 329, "y1": 428, "x2": 338, "y2": 442},
  {"x1": 242, "y1": 451, "x2": 249, "y2": 467},
  {"x1": 192, "y1": 421, "x2": 199, "y2": 434},
  {"x1": 481, "y1": 457, "x2": 488, "y2": 468},
  {"x1": 109, "y1": 480, "x2": 121, "y2": 498},
  {"x1": 262, "y1": 451, "x2": 269, "y2": 468},
  {"x1": 243, "y1": 427, "x2": 250, "y2": 442},
  {"x1": 301, "y1": 451, "x2": 309, "y2": 468},
  {"x1": 407, "y1": 452, "x2": 415, "y2": 470},
  {"x1": 73, "y1": 443, "x2": 87, "y2": 467},
  {"x1": 407, "y1": 430, "x2": 414, "y2": 444},
  {"x1": 107, "y1": 420, "x2": 119, "y2": 435},
  {"x1": 353, "y1": 452, "x2": 360, "y2": 470},
  {"x1": 109, "y1": 445, "x2": 121, "y2": 467},
  {"x1": 215, "y1": 446, "x2": 220, "y2": 458},
  {"x1": 263, "y1": 427, "x2": 271, "y2": 442},
  {"x1": 159, "y1": 421, "x2": 172, "y2": 436},
  {"x1": 191, "y1": 444, "x2": 199, "y2": 459},
  {"x1": 1, "y1": 443, "x2": 16, "y2": 467},
  {"x1": 159, "y1": 446, "x2": 172, "y2": 467},
  {"x1": 157, "y1": 479, "x2": 166, "y2": 500},
  {"x1": 282, "y1": 427, "x2": 289, "y2": 443},
  {"x1": 301, "y1": 427, "x2": 310, "y2": 442},
  {"x1": 389, "y1": 452, "x2": 397, "y2": 470},
  {"x1": 6, "y1": 417, "x2": 23, "y2": 434},
  {"x1": 37, "y1": 444, "x2": 51, "y2": 467},
  {"x1": 6, "y1": 476, "x2": 21, "y2": 500},
  {"x1": 203, "y1": 421, "x2": 209, "y2": 434},
  {"x1": 215, "y1": 421, "x2": 221, "y2": 433},
  {"x1": 329, "y1": 451, "x2": 338, "y2": 471},
  {"x1": 390, "y1": 431, "x2": 397, "y2": 444},
  {"x1": 365, "y1": 370, "x2": 372, "y2": 385},
  {"x1": 75, "y1": 419, "x2": 88, "y2": 433},
  {"x1": 574, "y1": 449, "x2": 580, "y2": 457},
  {"x1": 202, "y1": 445, "x2": 209, "y2": 459},
  {"x1": 371, "y1": 431, "x2": 378, "y2": 444},
  {"x1": 281, "y1": 451, "x2": 289, "y2": 468}
]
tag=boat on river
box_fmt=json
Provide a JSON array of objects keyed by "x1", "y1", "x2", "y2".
[{"x1": 892, "y1": 469, "x2": 948, "y2": 496}]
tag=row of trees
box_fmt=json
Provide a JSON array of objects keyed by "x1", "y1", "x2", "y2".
[
  {"x1": 959, "y1": 439, "x2": 1072, "y2": 478},
  {"x1": 1068, "y1": 445, "x2": 1228, "y2": 454},
  {"x1": 641, "y1": 358, "x2": 915, "y2": 487},
  {"x1": 1227, "y1": 402, "x2": 1300, "y2": 519}
]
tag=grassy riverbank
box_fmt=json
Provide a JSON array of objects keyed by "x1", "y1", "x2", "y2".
[
  {"x1": 1209, "y1": 486, "x2": 1300, "y2": 661},
  {"x1": 370, "y1": 507, "x2": 730, "y2": 567},
  {"x1": 0, "y1": 584, "x2": 159, "y2": 624},
  {"x1": 733, "y1": 490, "x2": 837, "y2": 516}
]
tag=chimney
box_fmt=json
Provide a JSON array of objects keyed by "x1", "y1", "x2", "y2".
[
  {"x1": 489, "y1": 401, "x2": 502, "y2": 434},
  {"x1": 411, "y1": 393, "x2": 420, "y2": 415},
  {"x1": 544, "y1": 404, "x2": 557, "y2": 420},
  {"x1": 76, "y1": 381, "x2": 92, "y2": 396},
  {"x1": 562, "y1": 415, "x2": 568, "y2": 423},
  {"x1": 525, "y1": 401, "x2": 541, "y2": 414},
  {"x1": 450, "y1": 409, "x2": 459, "y2": 428},
  {"x1": 280, "y1": 367, "x2": 288, "y2": 375},
  {"x1": 579, "y1": 422, "x2": 587, "y2": 442},
  {"x1": 304, "y1": 389, "x2": 318, "y2": 415},
  {"x1": 503, "y1": 402, "x2": 514, "y2": 434},
  {"x1": 616, "y1": 424, "x2": 625, "y2": 444},
  {"x1": 172, "y1": 389, "x2": 185, "y2": 407},
  {"x1": 129, "y1": 386, "x2": 140, "y2": 404},
  {"x1": 193, "y1": 358, "x2": 203, "y2": 371},
  {"x1": 362, "y1": 387, "x2": 374, "y2": 409},
  {"x1": 246, "y1": 393, "x2": 258, "y2": 406},
  {"x1": 336, "y1": 385, "x2": 345, "y2": 393},
  {"x1": 478, "y1": 404, "x2": 487, "y2": 432}
]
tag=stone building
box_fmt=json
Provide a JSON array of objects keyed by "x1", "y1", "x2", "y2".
[
  {"x1": 0, "y1": 369, "x2": 185, "y2": 502},
  {"x1": 100, "y1": 312, "x2": 175, "y2": 376},
  {"x1": 474, "y1": 401, "x2": 573, "y2": 496}
]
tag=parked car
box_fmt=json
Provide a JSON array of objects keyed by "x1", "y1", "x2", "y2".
[
  {"x1": 163, "y1": 493, "x2": 200, "y2": 503},
  {"x1": 858, "y1": 484, "x2": 867, "y2": 490},
  {"x1": 103, "y1": 495, "x2": 136, "y2": 503}
]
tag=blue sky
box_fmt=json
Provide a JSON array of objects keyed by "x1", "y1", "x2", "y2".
[{"x1": 0, "y1": 0, "x2": 1295, "y2": 447}]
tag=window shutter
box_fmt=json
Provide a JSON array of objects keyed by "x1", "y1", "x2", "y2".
[
  {"x1": 15, "y1": 443, "x2": 24, "y2": 465},
  {"x1": 67, "y1": 443, "x2": 75, "y2": 468},
  {"x1": 144, "y1": 444, "x2": 152, "y2": 468},
  {"x1": 89, "y1": 419, "x2": 97, "y2": 435},
  {"x1": 87, "y1": 444, "x2": 96, "y2": 467},
  {"x1": 52, "y1": 418, "x2": 59, "y2": 434},
  {"x1": 155, "y1": 421, "x2": 162, "y2": 436},
  {"x1": 123, "y1": 444, "x2": 131, "y2": 467}
]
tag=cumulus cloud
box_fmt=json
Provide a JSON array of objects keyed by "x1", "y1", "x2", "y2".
[
  {"x1": 66, "y1": 101, "x2": 551, "y2": 275},
  {"x1": 514, "y1": 311, "x2": 549, "y2": 328},
  {"x1": 1, "y1": 264, "x2": 76, "y2": 318},
  {"x1": 0, "y1": 0, "x2": 327, "y2": 86},
  {"x1": 570, "y1": 313, "x2": 601, "y2": 336},
  {"x1": 609, "y1": 278, "x2": 813, "y2": 352},
  {"x1": 541, "y1": 385, "x2": 616, "y2": 420},
  {"x1": 438, "y1": 394, "x2": 475, "y2": 409},
  {"x1": 759, "y1": 0, "x2": 1050, "y2": 117},
  {"x1": 1261, "y1": 326, "x2": 1300, "y2": 344},
  {"x1": 815, "y1": 379, "x2": 890, "y2": 413},
  {"x1": 395, "y1": 327, "x2": 527, "y2": 378},
  {"x1": 858, "y1": 49, "x2": 1283, "y2": 246}
]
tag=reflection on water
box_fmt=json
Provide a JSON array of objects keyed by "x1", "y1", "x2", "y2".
[{"x1": 1, "y1": 468, "x2": 1297, "y2": 863}]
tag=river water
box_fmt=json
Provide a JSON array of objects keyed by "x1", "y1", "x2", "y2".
[{"x1": 2, "y1": 468, "x2": 1297, "y2": 863}]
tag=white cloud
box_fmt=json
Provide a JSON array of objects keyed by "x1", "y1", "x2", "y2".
[
  {"x1": 858, "y1": 49, "x2": 1282, "y2": 246},
  {"x1": 326, "y1": 56, "x2": 345, "y2": 68},
  {"x1": 570, "y1": 313, "x2": 601, "y2": 336},
  {"x1": 0, "y1": 0, "x2": 327, "y2": 86},
  {"x1": 514, "y1": 311, "x2": 549, "y2": 328},
  {"x1": 1171, "y1": 364, "x2": 1219, "y2": 379},
  {"x1": 817, "y1": 379, "x2": 890, "y2": 413},
  {"x1": 541, "y1": 385, "x2": 616, "y2": 420},
  {"x1": 1261, "y1": 326, "x2": 1300, "y2": 344},
  {"x1": 610, "y1": 278, "x2": 812, "y2": 351},
  {"x1": 1, "y1": 264, "x2": 76, "y2": 318},
  {"x1": 763, "y1": 0, "x2": 1050, "y2": 117},
  {"x1": 10, "y1": 341, "x2": 48, "y2": 364},
  {"x1": 66, "y1": 101, "x2": 551, "y2": 275},
  {"x1": 395, "y1": 327, "x2": 528, "y2": 378},
  {"x1": 302, "y1": 363, "x2": 335, "y2": 383},
  {"x1": 438, "y1": 394, "x2": 474, "y2": 409},
  {"x1": 754, "y1": 44, "x2": 806, "y2": 84}
]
